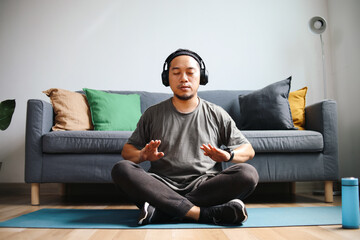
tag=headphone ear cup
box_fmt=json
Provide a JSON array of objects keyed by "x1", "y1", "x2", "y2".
[
  {"x1": 162, "y1": 70, "x2": 169, "y2": 87},
  {"x1": 200, "y1": 69, "x2": 209, "y2": 85}
]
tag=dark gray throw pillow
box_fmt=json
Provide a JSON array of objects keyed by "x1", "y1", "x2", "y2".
[{"x1": 238, "y1": 77, "x2": 296, "y2": 130}]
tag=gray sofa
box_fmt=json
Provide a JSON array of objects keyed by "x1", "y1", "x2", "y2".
[{"x1": 25, "y1": 90, "x2": 339, "y2": 205}]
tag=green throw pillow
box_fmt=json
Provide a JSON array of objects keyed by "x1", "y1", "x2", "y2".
[{"x1": 83, "y1": 88, "x2": 141, "y2": 131}]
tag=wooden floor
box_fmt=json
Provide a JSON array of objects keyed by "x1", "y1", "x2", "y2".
[{"x1": 0, "y1": 188, "x2": 359, "y2": 240}]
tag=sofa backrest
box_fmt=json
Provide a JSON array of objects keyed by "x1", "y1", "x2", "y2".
[
  {"x1": 99, "y1": 90, "x2": 251, "y2": 128},
  {"x1": 198, "y1": 90, "x2": 251, "y2": 127}
]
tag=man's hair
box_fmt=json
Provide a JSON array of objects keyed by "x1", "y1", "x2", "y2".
[{"x1": 161, "y1": 49, "x2": 208, "y2": 87}]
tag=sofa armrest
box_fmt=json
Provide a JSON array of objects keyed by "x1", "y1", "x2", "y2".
[
  {"x1": 305, "y1": 100, "x2": 339, "y2": 180},
  {"x1": 25, "y1": 99, "x2": 54, "y2": 183}
]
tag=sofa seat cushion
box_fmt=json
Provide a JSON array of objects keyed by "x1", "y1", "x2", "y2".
[
  {"x1": 242, "y1": 130, "x2": 323, "y2": 153},
  {"x1": 42, "y1": 131, "x2": 132, "y2": 153},
  {"x1": 43, "y1": 130, "x2": 323, "y2": 154}
]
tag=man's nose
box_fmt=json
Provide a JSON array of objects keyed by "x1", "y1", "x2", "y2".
[{"x1": 180, "y1": 72, "x2": 189, "y2": 82}]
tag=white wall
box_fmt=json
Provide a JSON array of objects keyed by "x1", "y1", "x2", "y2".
[
  {"x1": 0, "y1": 0, "x2": 334, "y2": 182},
  {"x1": 328, "y1": 0, "x2": 360, "y2": 179}
]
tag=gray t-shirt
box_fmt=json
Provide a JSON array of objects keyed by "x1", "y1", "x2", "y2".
[{"x1": 127, "y1": 98, "x2": 249, "y2": 186}]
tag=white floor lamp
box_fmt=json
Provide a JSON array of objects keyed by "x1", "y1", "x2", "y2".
[
  {"x1": 309, "y1": 16, "x2": 339, "y2": 198},
  {"x1": 309, "y1": 16, "x2": 327, "y2": 99}
]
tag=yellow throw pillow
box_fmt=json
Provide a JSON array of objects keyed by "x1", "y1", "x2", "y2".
[
  {"x1": 289, "y1": 87, "x2": 308, "y2": 130},
  {"x1": 43, "y1": 88, "x2": 93, "y2": 131}
]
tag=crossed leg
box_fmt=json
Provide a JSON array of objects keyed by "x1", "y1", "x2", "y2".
[{"x1": 111, "y1": 160, "x2": 259, "y2": 221}]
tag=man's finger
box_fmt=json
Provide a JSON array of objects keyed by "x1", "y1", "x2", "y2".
[
  {"x1": 201, "y1": 144, "x2": 210, "y2": 151},
  {"x1": 156, "y1": 152, "x2": 165, "y2": 158},
  {"x1": 147, "y1": 140, "x2": 160, "y2": 149},
  {"x1": 154, "y1": 140, "x2": 161, "y2": 148},
  {"x1": 207, "y1": 144, "x2": 217, "y2": 151}
]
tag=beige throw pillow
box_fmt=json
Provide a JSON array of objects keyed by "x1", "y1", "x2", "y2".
[{"x1": 43, "y1": 88, "x2": 93, "y2": 131}]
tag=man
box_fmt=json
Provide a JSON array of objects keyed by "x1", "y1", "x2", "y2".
[{"x1": 112, "y1": 49, "x2": 259, "y2": 225}]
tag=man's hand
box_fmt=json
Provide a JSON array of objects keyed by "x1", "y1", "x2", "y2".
[
  {"x1": 140, "y1": 140, "x2": 165, "y2": 162},
  {"x1": 200, "y1": 144, "x2": 230, "y2": 162}
]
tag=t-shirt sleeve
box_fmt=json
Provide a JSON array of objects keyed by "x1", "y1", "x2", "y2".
[
  {"x1": 219, "y1": 108, "x2": 249, "y2": 149},
  {"x1": 126, "y1": 110, "x2": 150, "y2": 150},
  {"x1": 226, "y1": 118, "x2": 249, "y2": 149}
]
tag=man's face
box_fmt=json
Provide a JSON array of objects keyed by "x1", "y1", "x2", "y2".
[{"x1": 168, "y1": 55, "x2": 201, "y2": 101}]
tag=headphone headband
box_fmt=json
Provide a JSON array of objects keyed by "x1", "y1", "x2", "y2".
[
  {"x1": 164, "y1": 50, "x2": 204, "y2": 70},
  {"x1": 161, "y1": 49, "x2": 208, "y2": 86}
]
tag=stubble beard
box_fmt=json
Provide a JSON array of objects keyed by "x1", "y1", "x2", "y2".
[{"x1": 174, "y1": 93, "x2": 195, "y2": 101}]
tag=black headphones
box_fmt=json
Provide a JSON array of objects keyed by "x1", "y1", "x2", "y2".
[{"x1": 161, "y1": 49, "x2": 209, "y2": 87}]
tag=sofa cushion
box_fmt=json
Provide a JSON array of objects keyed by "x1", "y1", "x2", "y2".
[
  {"x1": 198, "y1": 90, "x2": 251, "y2": 128},
  {"x1": 289, "y1": 87, "x2": 308, "y2": 130},
  {"x1": 238, "y1": 77, "x2": 296, "y2": 130},
  {"x1": 43, "y1": 130, "x2": 323, "y2": 154},
  {"x1": 83, "y1": 88, "x2": 142, "y2": 131},
  {"x1": 42, "y1": 131, "x2": 133, "y2": 153},
  {"x1": 78, "y1": 90, "x2": 251, "y2": 128},
  {"x1": 242, "y1": 130, "x2": 323, "y2": 153},
  {"x1": 43, "y1": 88, "x2": 93, "y2": 131}
]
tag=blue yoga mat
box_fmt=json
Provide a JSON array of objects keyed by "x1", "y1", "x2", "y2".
[{"x1": 0, "y1": 206, "x2": 342, "y2": 229}]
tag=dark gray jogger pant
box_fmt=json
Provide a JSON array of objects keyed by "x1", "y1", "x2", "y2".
[{"x1": 111, "y1": 160, "x2": 259, "y2": 218}]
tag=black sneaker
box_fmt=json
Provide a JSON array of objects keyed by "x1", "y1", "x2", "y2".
[
  {"x1": 138, "y1": 202, "x2": 172, "y2": 225},
  {"x1": 199, "y1": 199, "x2": 248, "y2": 225},
  {"x1": 138, "y1": 202, "x2": 155, "y2": 225}
]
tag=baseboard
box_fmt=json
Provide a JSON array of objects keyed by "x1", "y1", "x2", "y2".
[
  {"x1": 0, "y1": 183, "x2": 61, "y2": 195},
  {"x1": 0, "y1": 183, "x2": 120, "y2": 197},
  {"x1": 0, "y1": 181, "x2": 338, "y2": 196},
  {"x1": 295, "y1": 181, "x2": 341, "y2": 194},
  {"x1": 295, "y1": 182, "x2": 320, "y2": 193}
]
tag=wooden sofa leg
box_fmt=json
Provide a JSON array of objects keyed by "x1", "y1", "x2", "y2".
[
  {"x1": 324, "y1": 181, "x2": 333, "y2": 203},
  {"x1": 31, "y1": 183, "x2": 40, "y2": 206}
]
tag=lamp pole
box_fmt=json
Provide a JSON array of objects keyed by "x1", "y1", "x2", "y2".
[
  {"x1": 309, "y1": 16, "x2": 327, "y2": 100},
  {"x1": 320, "y1": 34, "x2": 327, "y2": 99}
]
